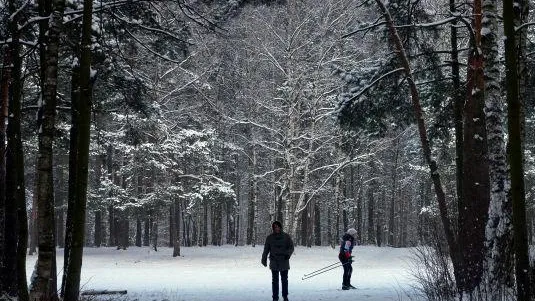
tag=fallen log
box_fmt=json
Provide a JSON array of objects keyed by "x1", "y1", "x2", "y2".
[{"x1": 81, "y1": 290, "x2": 127, "y2": 296}]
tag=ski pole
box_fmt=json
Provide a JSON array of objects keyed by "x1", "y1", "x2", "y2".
[
  {"x1": 301, "y1": 261, "x2": 351, "y2": 280},
  {"x1": 303, "y1": 261, "x2": 341, "y2": 277}
]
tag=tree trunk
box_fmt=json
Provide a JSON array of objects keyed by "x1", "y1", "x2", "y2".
[
  {"x1": 143, "y1": 217, "x2": 150, "y2": 246},
  {"x1": 55, "y1": 163, "x2": 65, "y2": 248},
  {"x1": 0, "y1": 45, "x2": 9, "y2": 298},
  {"x1": 61, "y1": 64, "x2": 80, "y2": 298},
  {"x1": 108, "y1": 205, "x2": 116, "y2": 246},
  {"x1": 482, "y1": 0, "x2": 514, "y2": 298},
  {"x1": 356, "y1": 167, "x2": 362, "y2": 244},
  {"x1": 334, "y1": 173, "x2": 341, "y2": 246},
  {"x1": 250, "y1": 146, "x2": 258, "y2": 247},
  {"x1": 327, "y1": 205, "x2": 333, "y2": 248},
  {"x1": 503, "y1": 1, "x2": 532, "y2": 299},
  {"x1": 117, "y1": 219, "x2": 128, "y2": 250},
  {"x1": 94, "y1": 210, "x2": 102, "y2": 247},
  {"x1": 2, "y1": 48, "x2": 16, "y2": 298},
  {"x1": 207, "y1": 203, "x2": 212, "y2": 246},
  {"x1": 307, "y1": 198, "x2": 314, "y2": 248},
  {"x1": 28, "y1": 182, "x2": 38, "y2": 255},
  {"x1": 221, "y1": 201, "x2": 228, "y2": 245},
  {"x1": 6, "y1": 13, "x2": 29, "y2": 298},
  {"x1": 449, "y1": 0, "x2": 463, "y2": 221},
  {"x1": 367, "y1": 179, "x2": 375, "y2": 245},
  {"x1": 151, "y1": 220, "x2": 158, "y2": 251},
  {"x1": 458, "y1": 0, "x2": 490, "y2": 293},
  {"x1": 136, "y1": 218, "x2": 142, "y2": 247},
  {"x1": 388, "y1": 139, "x2": 399, "y2": 247},
  {"x1": 62, "y1": 0, "x2": 93, "y2": 297},
  {"x1": 314, "y1": 203, "x2": 321, "y2": 246},
  {"x1": 173, "y1": 200, "x2": 181, "y2": 257},
  {"x1": 29, "y1": 0, "x2": 66, "y2": 299},
  {"x1": 169, "y1": 205, "x2": 174, "y2": 247},
  {"x1": 106, "y1": 146, "x2": 116, "y2": 247}
]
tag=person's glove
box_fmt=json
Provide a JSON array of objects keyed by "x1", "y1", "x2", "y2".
[{"x1": 261, "y1": 259, "x2": 267, "y2": 267}]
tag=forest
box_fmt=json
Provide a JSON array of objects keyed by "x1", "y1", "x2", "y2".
[{"x1": 0, "y1": 0, "x2": 534, "y2": 300}]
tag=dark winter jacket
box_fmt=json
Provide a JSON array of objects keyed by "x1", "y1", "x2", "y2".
[
  {"x1": 262, "y1": 231, "x2": 294, "y2": 271},
  {"x1": 338, "y1": 233, "x2": 355, "y2": 262}
]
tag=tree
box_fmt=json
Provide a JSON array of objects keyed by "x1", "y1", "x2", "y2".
[
  {"x1": 2, "y1": 0, "x2": 29, "y2": 299},
  {"x1": 61, "y1": 0, "x2": 94, "y2": 299},
  {"x1": 503, "y1": 0, "x2": 532, "y2": 299},
  {"x1": 482, "y1": 0, "x2": 513, "y2": 298},
  {"x1": 29, "y1": 0, "x2": 66, "y2": 299}
]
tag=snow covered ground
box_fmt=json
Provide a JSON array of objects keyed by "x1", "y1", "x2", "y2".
[{"x1": 26, "y1": 245, "x2": 423, "y2": 301}]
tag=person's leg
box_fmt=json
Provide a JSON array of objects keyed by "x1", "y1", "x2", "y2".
[
  {"x1": 342, "y1": 262, "x2": 350, "y2": 289},
  {"x1": 271, "y1": 270, "x2": 280, "y2": 300},
  {"x1": 280, "y1": 270, "x2": 288, "y2": 300},
  {"x1": 348, "y1": 263, "x2": 356, "y2": 288}
]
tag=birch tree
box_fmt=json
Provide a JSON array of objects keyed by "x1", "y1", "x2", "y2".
[{"x1": 482, "y1": 0, "x2": 513, "y2": 298}]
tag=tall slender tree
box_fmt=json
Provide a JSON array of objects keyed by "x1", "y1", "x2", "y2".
[
  {"x1": 29, "y1": 0, "x2": 66, "y2": 299},
  {"x1": 3, "y1": 0, "x2": 29, "y2": 299},
  {"x1": 503, "y1": 0, "x2": 532, "y2": 299},
  {"x1": 61, "y1": 0, "x2": 94, "y2": 299},
  {"x1": 482, "y1": 0, "x2": 513, "y2": 298}
]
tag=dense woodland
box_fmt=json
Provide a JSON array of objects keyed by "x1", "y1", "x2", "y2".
[{"x1": 0, "y1": 0, "x2": 534, "y2": 300}]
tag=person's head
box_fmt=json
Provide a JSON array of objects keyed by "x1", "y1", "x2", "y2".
[
  {"x1": 346, "y1": 228, "x2": 357, "y2": 239},
  {"x1": 272, "y1": 221, "x2": 282, "y2": 233}
]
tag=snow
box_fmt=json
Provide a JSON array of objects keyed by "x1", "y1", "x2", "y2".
[{"x1": 27, "y1": 245, "x2": 421, "y2": 301}]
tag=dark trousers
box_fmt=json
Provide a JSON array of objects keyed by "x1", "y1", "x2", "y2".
[
  {"x1": 271, "y1": 269, "x2": 288, "y2": 300},
  {"x1": 342, "y1": 261, "x2": 353, "y2": 286}
]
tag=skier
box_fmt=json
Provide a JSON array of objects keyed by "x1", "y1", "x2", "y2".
[
  {"x1": 339, "y1": 228, "x2": 357, "y2": 290},
  {"x1": 261, "y1": 221, "x2": 295, "y2": 301}
]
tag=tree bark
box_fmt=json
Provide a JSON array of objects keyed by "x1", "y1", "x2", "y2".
[
  {"x1": 55, "y1": 163, "x2": 65, "y2": 249},
  {"x1": 2, "y1": 44, "x2": 16, "y2": 298},
  {"x1": 388, "y1": 138, "x2": 399, "y2": 247},
  {"x1": 173, "y1": 200, "x2": 181, "y2": 257},
  {"x1": 457, "y1": 0, "x2": 490, "y2": 294},
  {"x1": 449, "y1": 0, "x2": 463, "y2": 223},
  {"x1": 94, "y1": 210, "x2": 102, "y2": 247},
  {"x1": 503, "y1": 1, "x2": 532, "y2": 299},
  {"x1": 62, "y1": 0, "x2": 93, "y2": 298},
  {"x1": 4, "y1": 4, "x2": 28, "y2": 297},
  {"x1": 28, "y1": 181, "x2": 38, "y2": 255},
  {"x1": 9, "y1": 16, "x2": 29, "y2": 300},
  {"x1": 61, "y1": 64, "x2": 80, "y2": 298},
  {"x1": 108, "y1": 205, "x2": 116, "y2": 246},
  {"x1": 367, "y1": 175, "x2": 375, "y2": 245},
  {"x1": 29, "y1": 0, "x2": 66, "y2": 299},
  {"x1": 482, "y1": 0, "x2": 513, "y2": 298},
  {"x1": 143, "y1": 217, "x2": 150, "y2": 246}
]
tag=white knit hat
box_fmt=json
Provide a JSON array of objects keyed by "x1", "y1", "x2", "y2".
[{"x1": 347, "y1": 228, "x2": 357, "y2": 237}]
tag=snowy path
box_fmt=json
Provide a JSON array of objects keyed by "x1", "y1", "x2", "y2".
[{"x1": 26, "y1": 245, "x2": 422, "y2": 301}]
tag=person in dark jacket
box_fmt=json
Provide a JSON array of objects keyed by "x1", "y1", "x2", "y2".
[
  {"x1": 339, "y1": 228, "x2": 357, "y2": 290},
  {"x1": 261, "y1": 221, "x2": 295, "y2": 301}
]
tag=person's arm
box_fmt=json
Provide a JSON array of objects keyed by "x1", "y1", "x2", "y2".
[
  {"x1": 261, "y1": 236, "x2": 270, "y2": 266},
  {"x1": 287, "y1": 234, "x2": 294, "y2": 259},
  {"x1": 343, "y1": 239, "x2": 352, "y2": 259}
]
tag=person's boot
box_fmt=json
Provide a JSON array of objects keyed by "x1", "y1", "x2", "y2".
[
  {"x1": 348, "y1": 284, "x2": 357, "y2": 289},
  {"x1": 342, "y1": 284, "x2": 350, "y2": 290},
  {"x1": 283, "y1": 297, "x2": 289, "y2": 301}
]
